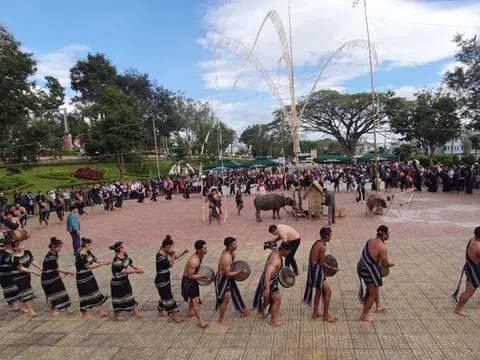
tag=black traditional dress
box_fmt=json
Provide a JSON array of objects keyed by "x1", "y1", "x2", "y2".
[
  {"x1": 75, "y1": 251, "x2": 108, "y2": 311},
  {"x1": 41, "y1": 251, "x2": 71, "y2": 310},
  {"x1": 110, "y1": 254, "x2": 138, "y2": 312},
  {"x1": 11, "y1": 250, "x2": 35, "y2": 302},
  {"x1": 0, "y1": 250, "x2": 20, "y2": 304},
  {"x1": 155, "y1": 252, "x2": 179, "y2": 314}
]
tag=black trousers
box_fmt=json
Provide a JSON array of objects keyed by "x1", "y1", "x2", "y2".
[{"x1": 285, "y1": 239, "x2": 300, "y2": 274}]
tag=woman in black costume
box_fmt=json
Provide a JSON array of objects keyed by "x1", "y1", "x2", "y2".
[
  {"x1": 75, "y1": 237, "x2": 110, "y2": 320},
  {"x1": 109, "y1": 241, "x2": 143, "y2": 320},
  {"x1": 155, "y1": 235, "x2": 188, "y2": 323},
  {"x1": 41, "y1": 237, "x2": 74, "y2": 316}
]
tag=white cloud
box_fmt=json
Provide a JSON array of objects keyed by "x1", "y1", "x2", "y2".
[
  {"x1": 34, "y1": 44, "x2": 90, "y2": 87},
  {"x1": 198, "y1": 0, "x2": 480, "y2": 133}
]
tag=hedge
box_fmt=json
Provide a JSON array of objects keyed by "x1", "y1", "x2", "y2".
[{"x1": 0, "y1": 176, "x2": 27, "y2": 191}]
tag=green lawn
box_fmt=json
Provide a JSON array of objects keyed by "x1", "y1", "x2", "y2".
[{"x1": 0, "y1": 160, "x2": 174, "y2": 194}]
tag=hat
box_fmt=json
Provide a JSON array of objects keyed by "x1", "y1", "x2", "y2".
[
  {"x1": 194, "y1": 240, "x2": 207, "y2": 250},
  {"x1": 377, "y1": 225, "x2": 389, "y2": 235},
  {"x1": 224, "y1": 237, "x2": 236, "y2": 247},
  {"x1": 319, "y1": 227, "x2": 331, "y2": 238}
]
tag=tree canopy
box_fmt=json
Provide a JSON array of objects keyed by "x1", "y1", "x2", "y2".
[
  {"x1": 385, "y1": 89, "x2": 461, "y2": 163},
  {"x1": 444, "y1": 34, "x2": 480, "y2": 130},
  {"x1": 299, "y1": 90, "x2": 387, "y2": 158}
]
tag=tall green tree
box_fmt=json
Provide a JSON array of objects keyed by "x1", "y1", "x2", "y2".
[
  {"x1": 70, "y1": 53, "x2": 118, "y2": 103},
  {"x1": 470, "y1": 134, "x2": 480, "y2": 157},
  {"x1": 300, "y1": 90, "x2": 388, "y2": 158},
  {"x1": 385, "y1": 90, "x2": 461, "y2": 165},
  {"x1": 239, "y1": 124, "x2": 271, "y2": 157},
  {"x1": 84, "y1": 86, "x2": 146, "y2": 180},
  {"x1": 0, "y1": 25, "x2": 38, "y2": 165},
  {"x1": 444, "y1": 34, "x2": 480, "y2": 130}
]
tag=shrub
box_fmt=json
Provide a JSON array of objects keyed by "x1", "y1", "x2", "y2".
[
  {"x1": 126, "y1": 163, "x2": 150, "y2": 175},
  {"x1": 74, "y1": 167, "x2": 104, "y2": 181},
  {"x1": 63, "y1": 149, "x2": 79, "y2": 156},
  {"x1": 463, "y1": 155, "x2": 477, "y2": 165},
  {"x1": 0, "y1": 175, "x2": 27, "y2": 191}
]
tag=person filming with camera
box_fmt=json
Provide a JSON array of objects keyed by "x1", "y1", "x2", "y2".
[{"x1": 267, "y1": 224, "x2": 301, "y2": 276}]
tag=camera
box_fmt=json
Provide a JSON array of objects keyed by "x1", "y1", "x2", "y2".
[{"x1": 263, "y1": 240, "x2": 277, "y2": 251}]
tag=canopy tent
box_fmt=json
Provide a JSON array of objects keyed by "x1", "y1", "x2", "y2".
[
  {"x1": 203, "y1": 159, "x2": 242, "y2": 170},
  {"x1": 357, "y1": 152, "x2": 398, "y2": 162},
  {"x1": 314, "y1": 153, "x2": 350, "y2": 164},
  {"x1": 243, "y1": 157, "x2": 279, "y2": 168}
]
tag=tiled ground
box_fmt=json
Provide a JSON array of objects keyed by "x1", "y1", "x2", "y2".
[{"x1": 1, "y1": 189, "x2": 480, "y2": 360}]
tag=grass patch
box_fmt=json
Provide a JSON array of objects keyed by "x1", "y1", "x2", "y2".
[{"x1": 0, "y1": 160, "x2": 173, "y2": 194}]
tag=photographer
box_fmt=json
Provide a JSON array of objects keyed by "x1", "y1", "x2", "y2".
[{"x1": 267, "y1": 224, "x2": 301, "y2": 276}]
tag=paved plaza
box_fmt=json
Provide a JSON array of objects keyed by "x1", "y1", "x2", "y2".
[{"x1": 1, "y1": 189, "x2": 480, "y2": 360}]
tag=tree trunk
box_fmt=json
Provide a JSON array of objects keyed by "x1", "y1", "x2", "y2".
[
  {"x1": 116, "y1": 153, "x2": 124, "y2": 181},
  {"x1": 428, "y1": 146, "x2": 435, "y2": 167}
]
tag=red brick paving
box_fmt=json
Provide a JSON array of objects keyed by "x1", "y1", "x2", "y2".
[{"x1": 1, "y1": 188, "x2": 479, "y2": 360}]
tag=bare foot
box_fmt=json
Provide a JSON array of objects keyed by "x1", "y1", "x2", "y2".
[
  {"x1": 20, "y1": 308, "x2": 29, "y2": 313},
  {"x1": 312, "y1": 313, "x2": 321, "y2": 320},
  {"x1": 323, "y1": 314, "x2": 336, "y2": 323},
  {"x1": 50, "y1": 310, "x2": 60, "y2": 316},
  {"x1": 360, "y1": 314, "x2": 375, "y2": 322},
  {"x1": 158, "y1": 311, "x2": 167, "y2": 317},
  {"x1": 269, "y1": 320, "x2": 283, "y2": 327},
  {"x1": 186, "y1": 312, "x2": 195, "y2": 317},
  {"x1": 198, "y1": 321, "x2": 209, "y2": 329},
  {"x1": 99, "y1": 311, "x2": 110, "y2": 318},
  {"x1": 115, "y1": 314, "x2": 126, "y2": 321},
  {"x1": 455, "y1": 308, "x2": 469, "y2": 317},
  {"x1": 239, "y1": 309, "x2": 250, "y2": 317},
  {"x1": 133, "y1": 310, "x2": 143, "y2": 318},
  {"x1": 12, "y1": 305, "x2": 21, "y2": 312},
  {"x1": 218, "y1": 319, "x2": 229, "y2": 326},
  {"x1": 66, "y1": 308, "x2": 74, "y2": 315},
  {"x1": 257, "y1": 311, "x2": 267, "y2": 319},
  {"x1": 171, "y1": 314, "x2": 184, "y2": 323},
  {"x1": 29, "y1": 311, "x2": 37, "y2": 317},
  {"x1": 375, "y1": 305, "x2": 388, "y2": 312},
  {"x1": 82, "y1": 312, "x2": 95, "y2": 320}
]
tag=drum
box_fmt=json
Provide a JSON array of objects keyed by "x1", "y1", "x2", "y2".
[
  {"x1": 380, "y1": 264, "x2": 389, "y2": 277},
  {"x1": 232, "y1": 260, "x2": 251, "y2": 282},
  {"x1": 324, "y1": 254, "x2": 338, "y2": 277},
  {"x1": 9, "y1": 230, "x2": 22, "y2": 242},
  {"x1": 279, "y1": 267, "x2": 295, "y2": 288},
  {"x1": 20, "y1": 228, "x2": 30, "y2": 241},
  {"x1": 197, "y1": 266, "x2": 215, "y2": 286}
]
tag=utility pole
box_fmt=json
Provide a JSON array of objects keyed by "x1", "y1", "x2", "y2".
[
  {"x1": 152, "y1": 117, "x2": 161, "y2": 179},
  {"x1": 357, "y1": 0, "x2": 379, "y2": 188}
]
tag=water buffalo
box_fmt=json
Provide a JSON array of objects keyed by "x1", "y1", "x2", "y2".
[{"x1": 254, "y1": 193, "x2": 296, "y2": 222}]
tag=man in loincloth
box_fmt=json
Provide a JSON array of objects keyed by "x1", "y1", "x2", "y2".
[
  {"x1": 303, "y1": 227, "x2": 339, "y2": 322},
  {"x1": 252, "y1": 241, "x2": 291, "y2": 326},
  {"x1": 268, "y1": 224, "x2": 301, "y2": 276},
  {"x1": 215, "y1": 237, "x2": 249, "y2": 325},
  {"x1": 182, "y1": 240, "x2": 210, "y2": 328},
  {"x1": 452, "y1": 226, "x2": 480, "y2": 317},
  {"x1": 357, "y1": 225, "x2": 394, "y2": 322},
  {"x1": 235, "y1": 185, "x2": 243, "y2": 216}
]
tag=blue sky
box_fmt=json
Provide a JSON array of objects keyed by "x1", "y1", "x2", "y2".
[{"x1": 1, "y1": 0, "x2": 479, "y2": 132}]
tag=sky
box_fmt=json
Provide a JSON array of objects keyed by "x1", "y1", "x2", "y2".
[{"x1": 1, "y1": 0, "x2": 479, "y2": 136}]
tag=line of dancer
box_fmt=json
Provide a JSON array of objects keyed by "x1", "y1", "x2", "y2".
[{"x1": 0, "y1": 225, "x2": 479, "y2": 326}]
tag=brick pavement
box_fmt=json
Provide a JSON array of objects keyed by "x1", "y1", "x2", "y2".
[{"x1": 1, "y1": 189, "x2": 479, "y2": 360}]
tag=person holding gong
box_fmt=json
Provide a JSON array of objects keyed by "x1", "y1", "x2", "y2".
[
  {"x1": 215, "y1": 237, "x2": 248, "y2": 325},
  {"x1": 303, "y1": 227, "x2": 339, "y2": 322}
]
